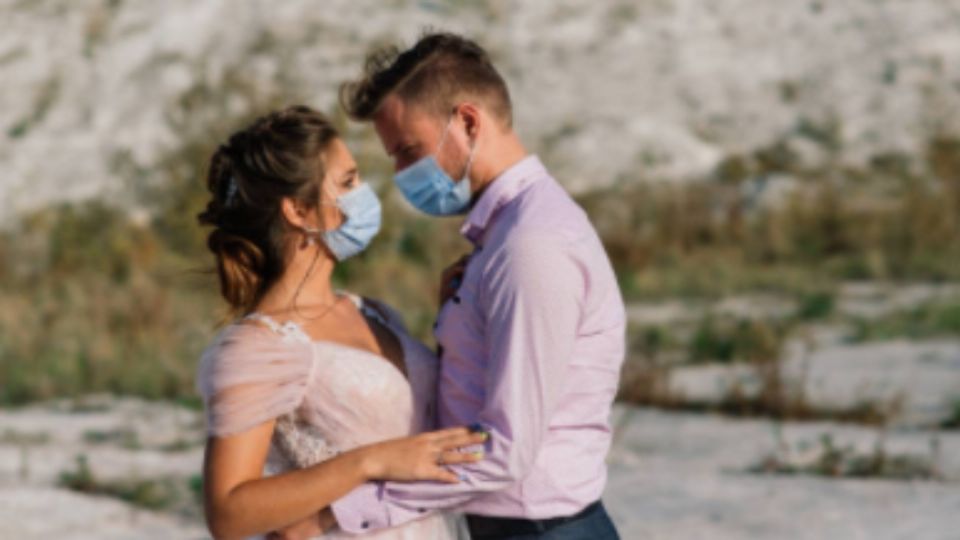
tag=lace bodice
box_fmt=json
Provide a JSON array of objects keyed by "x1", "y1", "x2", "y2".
[{"x1": 196, "y1": 294, "x2": 465, "y2": 539}]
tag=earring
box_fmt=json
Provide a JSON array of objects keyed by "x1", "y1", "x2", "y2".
[{"x1": 300, "y1": 226, "x2": 321, "y2": 249}]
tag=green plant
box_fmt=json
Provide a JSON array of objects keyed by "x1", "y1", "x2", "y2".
[
  {"x1": 749, "y1": 431, "x2": 941, "y2": 481},
  {"x1": 188, "y1": 474, "x2": 204, "y2": 503},
  {"x1": 83, "y1": 428, "x2": 141, "y2": 450},
  {"x1": 849, "y1": 300, "x2": 960, "y2": 342},
  {"x1": 942, "y1": 398, "x2": 960, "y2": 429},
  {"x1": 58, "y1": 454, "x2": 180, "y2": 511},
  {"x1": 795, "y1": 290, "x2": 835, "y2": 321}
]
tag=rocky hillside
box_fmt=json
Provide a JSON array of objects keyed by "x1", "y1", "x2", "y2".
[{"x1": 2, "y1": 0, "x2": 959, "y2": 221}]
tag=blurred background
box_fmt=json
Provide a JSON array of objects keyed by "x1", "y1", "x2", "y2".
[{"x1": 1, "y1": 0, "x2": 959, "y2": 538}]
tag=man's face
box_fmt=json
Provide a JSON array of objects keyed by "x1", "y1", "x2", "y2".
[{"x1": 373, "y1": 94, "x2": 461, "y2": 175}]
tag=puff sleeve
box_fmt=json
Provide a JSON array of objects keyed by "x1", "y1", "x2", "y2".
[{"x1": 196, "y1": 324, "x2": 316, "y2": 437}]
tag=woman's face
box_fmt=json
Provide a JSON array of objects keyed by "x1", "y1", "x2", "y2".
[{"x1": 317, "y1": 138, "x2": 361, "y2": 231}]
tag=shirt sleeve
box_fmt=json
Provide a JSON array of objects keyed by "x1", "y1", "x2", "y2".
[
  {"x1": 331, "y1": 233, "x2": 585, "y2": 533},
  {"x1": 196, "y1": 325, "x2": 315, "y2": 437}
]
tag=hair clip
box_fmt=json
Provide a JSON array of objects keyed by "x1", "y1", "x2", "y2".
[{"x1": 225, "y1": 177, "x2": 239, "y2": 207}]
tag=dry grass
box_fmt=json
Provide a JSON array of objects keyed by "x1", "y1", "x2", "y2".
[
  {"x1": 583, "y1": 136, "x2": 960, "y2": 300},
  {"x1": 2, "y1": 42, "x2": 959, "y2": 408}
]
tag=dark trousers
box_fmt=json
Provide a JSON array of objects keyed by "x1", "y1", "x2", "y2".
[{"x1": 466, "y1": 500, "x2": 620, "y2": 540}]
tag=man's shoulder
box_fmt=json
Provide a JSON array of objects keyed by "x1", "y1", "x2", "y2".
[{"x1": 507, "y1": 178, "x2": 599, "y2": 247}]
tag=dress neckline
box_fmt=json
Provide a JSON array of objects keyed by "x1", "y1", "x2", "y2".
[{"x1": 241, "y1": 293, "x2": 409, "y2": 382}]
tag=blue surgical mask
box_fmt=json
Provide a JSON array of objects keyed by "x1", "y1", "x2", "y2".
[
  {"x1": 304, "y1": 183, "x2": 381, "y2": 261},
  {"x1": 393, "y1": 117, "x2": 478, "y2": 216}
]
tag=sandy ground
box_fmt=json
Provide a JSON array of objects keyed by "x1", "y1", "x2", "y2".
[
  {"x1": 1, "y1": 396, "x2": 958, "y2": 539},
  {"x1": 0, "y1": 397, "x2": 206, "y2": 538},
  {"x1": 0, "y1": 486, "x2": 207, "y2": 539},
  {"x1": 604, "y1": 405, "x2": 960, "y2": 540},
  {"x1": 1, "y1": 284, "x2": 958, "y2": 538}
]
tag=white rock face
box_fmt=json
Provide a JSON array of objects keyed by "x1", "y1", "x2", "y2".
[{"x1": 1, "y1": 0, "x2": 959, "y2": 220}]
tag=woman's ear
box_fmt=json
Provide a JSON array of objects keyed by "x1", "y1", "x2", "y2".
[{"x1": 280, "y1": 196, "x2": 312, "y2": 230}]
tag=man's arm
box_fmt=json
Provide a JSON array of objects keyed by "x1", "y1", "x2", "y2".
[{"x1": 331, "y1": 235, "x2": 584, "y2": 533}]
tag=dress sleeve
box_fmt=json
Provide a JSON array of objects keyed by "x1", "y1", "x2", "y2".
[{"x1": 195, "y1": 324, "x2": 316, "y2": 437}]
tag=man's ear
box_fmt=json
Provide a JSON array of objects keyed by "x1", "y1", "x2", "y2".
[
  {"x1": 455, "y1": 102, "x2": 482, "y2": 140},
  {"x1": 280, "y1": 196, "x2": 311, "y2": 230}
]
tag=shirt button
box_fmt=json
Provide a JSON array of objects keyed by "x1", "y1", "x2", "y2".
[
  {"x1": 361, "y1": 521, "x2": 370, "y2": 529},
  {"x1": 418, "y1": 508, "x2": 427, "y2": 513},
  {"x1": 452, "y1": 295, "x2": 461, "y2": 304}
]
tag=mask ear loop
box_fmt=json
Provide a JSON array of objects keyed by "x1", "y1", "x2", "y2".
[
  {"x1": 437, "y1": 112, "x2": 478, "y2": 183},
  {"x1": 301, "y1": 184, "x2": 347, "y2": 246},
  {"x1": 290, "y1": 185, "x2": 345, "y2": 321},
  {"x1": 435, "y1": 115, "x2": 455, "y2": 156},
  {"x1": 460, "y1": 135, "x2": 479, "y2": 182}
]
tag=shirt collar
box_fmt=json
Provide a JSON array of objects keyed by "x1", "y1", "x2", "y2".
[{"x1": 461, "y1": 155, "x2": 546, "y2": 244}]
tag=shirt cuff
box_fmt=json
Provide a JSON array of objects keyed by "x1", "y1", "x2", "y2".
[{"x1": 331, "y1": 482, "x2": 391, "y2": 534}]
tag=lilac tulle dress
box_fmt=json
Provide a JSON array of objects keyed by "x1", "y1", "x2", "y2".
[{"x1": 196, "y1": 293, "x2": 470, "y2": 539}]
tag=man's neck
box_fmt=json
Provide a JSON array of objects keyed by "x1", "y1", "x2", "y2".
[{"x1": 470, "y1": 132, "x2": 528, "y2": 198}]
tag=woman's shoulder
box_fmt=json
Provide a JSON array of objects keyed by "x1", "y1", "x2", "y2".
[
  {"x1": 200, "y1": 319, "x2": 285, "y2": 357},
  {"x1": 338, "y1": 291, "x2": 408, "y2": 332},
  {"x1": 196, "y1": 321, "x2": 317, "y2": 437},
  {"x1": 197, "y1": 321, "x2": 314, "y2": 387}
]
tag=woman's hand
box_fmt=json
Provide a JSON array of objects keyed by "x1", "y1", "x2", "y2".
[
  {"x1": 358, "y1": 426, "x2": 487, "y2": 483},
  {"x1": 439, "y1": 254, "x2": 470, "y2": 308}
]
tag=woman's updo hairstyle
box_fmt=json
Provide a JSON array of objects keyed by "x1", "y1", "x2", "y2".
[{"x1": 197, "y1": 105, "x2": 339, "y2": 317}]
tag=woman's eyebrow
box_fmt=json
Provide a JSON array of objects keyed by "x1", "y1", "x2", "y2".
[{"x1": 342, "y1": 167, "x2": 358, "y2": 179}]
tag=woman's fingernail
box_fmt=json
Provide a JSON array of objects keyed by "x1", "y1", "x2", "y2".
[{"x1": 472, "y1": 451, "x2": 485, "y2": 459}]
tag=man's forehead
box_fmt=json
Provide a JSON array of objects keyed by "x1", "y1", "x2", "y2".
[
  {"x1": 374, "y1": 95, "x2": 407, "y2": 127},
  {"x1": 374, "y1": 96, "x2": 436, "y2": 152},
  {"x1": 373, "y1": 96, "x2": 405, "y2": 147}
]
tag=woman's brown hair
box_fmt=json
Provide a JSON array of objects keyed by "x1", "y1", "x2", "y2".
[{"x1": 197, "y1": 105, "x2": 339, "y2": 318}]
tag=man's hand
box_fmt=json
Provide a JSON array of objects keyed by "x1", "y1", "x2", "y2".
[
  {"x1": 266, "y1": 509, "x2": 336, "y2": 540},
  {"x1": 439, "y1": 254, "x2": 470, "y2": 307}
]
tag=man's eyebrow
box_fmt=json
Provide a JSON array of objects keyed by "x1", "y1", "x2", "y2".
[
  {"x1": 387, "y1": 141, "x2": 404, "y2": 157},
  {"x1": 388, "y1": 141, "x2": 414, "y2": 157},
  {"x1": 342, "y1": 167, "x2": 358, "y2": 178}
]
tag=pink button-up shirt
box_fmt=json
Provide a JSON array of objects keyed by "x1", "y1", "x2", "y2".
[{"x1": 331, "y1": 155, "x2": 626, "y2": 534}]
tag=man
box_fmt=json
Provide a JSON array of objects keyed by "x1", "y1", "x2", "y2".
[{"x1": 332, "y1": 32, "x2": 625, "y2": 539}]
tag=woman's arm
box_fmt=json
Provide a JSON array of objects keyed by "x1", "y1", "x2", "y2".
[
  {"x1": 265, "y1": 509, "x2": 335, "y2": 540},
  {"x1": 203, "y1": 420, "x2": 485, "y2": 539}
]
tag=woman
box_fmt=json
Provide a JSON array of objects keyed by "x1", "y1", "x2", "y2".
[{"x1": 195, "y1": 105, "x2": 481, "y2": 539}]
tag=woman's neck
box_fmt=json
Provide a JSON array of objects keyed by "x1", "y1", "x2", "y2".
[{"x1": 256, "y1": 248, "x2": 339, "y2": 318}]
